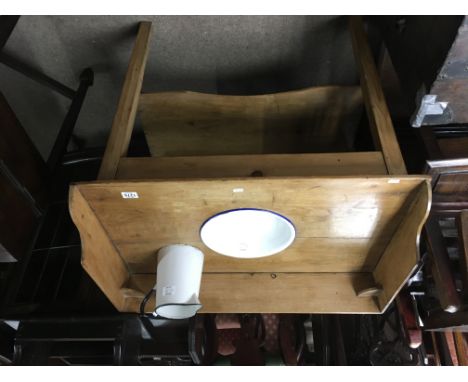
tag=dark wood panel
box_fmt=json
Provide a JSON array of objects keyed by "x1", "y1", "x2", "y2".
[
  {"x1": 439, "y1": 137, "x2": 468, "y2": 159},
  {"x1": 0, "y1": 92, "x2": 47, "y2": 206},
  {"x1": 0, "y1": 91, "x2": 46, "y2": 261},
  {"x1": 426, "y1": 159, "x2": 468, "y2": 213},
  {"x1": 376, "y1": 16, "x2": 463, "y2": 106},
  {"x1": 0, "y1": 170, "x2": 38, "y2": 262}
]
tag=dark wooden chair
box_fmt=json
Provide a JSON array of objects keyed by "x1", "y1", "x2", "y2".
[
  {"x1": 0, "y1": 17, "x2": 95, "y2": 320},
  {"x1": 400, "y1": 125, "x2": 468, "y2": 364},
  {"x1": 417, "y1": 127, "x2": 468, "y2": 346}
]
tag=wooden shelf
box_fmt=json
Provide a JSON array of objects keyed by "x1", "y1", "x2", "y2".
[{"x1": 70, "y1": 176, "x2": 431, "y2": 314}]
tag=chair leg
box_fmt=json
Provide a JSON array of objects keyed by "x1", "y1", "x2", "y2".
[{"x1": 425, "y1": 215, "x2": 461, "y2": 313}]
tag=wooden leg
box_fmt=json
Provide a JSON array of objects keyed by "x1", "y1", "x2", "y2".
[
  {"x1": 457, "y1": 210, "x2": 468, "y2": 299},
  {"x1": 98, "y1": 21, "x2": 152, "y2": 180},
  {"x1": 349, "y1": 16, "x2": 407, "y2": 175},
  {"x1": 429, "y1": 332, "x2": 442, "y2": 366},
  {"x1": 454, "y1": 332, "x2": 468, "y2": 366},
  {"x1": 396, "y1": 290, "x2": 422, "y2": 349},
  {"x1": 425, "y1": 215, "x2": 461, "y2": 313}
]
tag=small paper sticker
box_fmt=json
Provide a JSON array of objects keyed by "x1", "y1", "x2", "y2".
[
  {"x1": 162, "y1": 286, "x2": 176, "y2": 296},
  {"x1": 121, "y1": 192, "x2": 139, "y2": 199},
  {"x1": 233, "y1": 188, "x2": 244, "y2": 193},
  {"x1": 387, "y1": 179, "x2": 400, "y2": 184}
]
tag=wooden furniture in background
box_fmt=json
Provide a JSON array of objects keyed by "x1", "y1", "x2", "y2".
[
  {"x1": 426, "y1": 158, "x2": 468, "y2": 214},
  {"x1": 69, "y1": 17, "x2": 431, "y2": 314},
  {"x1": 0, "y1": 16, "x2": 94, "y2": 264},
  {"x1": 0, "y1": 92, "x2": 47, "y2": 262},
  {"x1": 377, "y1": 16, "x2": 468, "y2": 127},
  {"x1": 422, "y1": 159, "x2": 468, "y2": 331},
  {"x1": 419, "y1": 131, "x2": 468, "y2": 333}
]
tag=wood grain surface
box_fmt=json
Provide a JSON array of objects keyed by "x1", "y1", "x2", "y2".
[
  {"x1": 139, "y1": 86, "x2": 362, "y2": 156},
  {"x1": 69, "y1": 175, "x2": 431, "y2": 313},
  {"x1": 98, "y1": 22, "x2": 152, "y2": 180},
  {"x1": 349, "y1": 16, "x2": 407, "y2": 175},
  {"x1": 374, "y1": 182, "x2": 431, "y2": 311},
  {"x1": 116, "y1": 152, "x2": 388, "y2": 180},
  {"x1": 127, "y1": 272, "x2": 381, "y2": 314},
  {"x1": 73, "y1": 176, "x2": 429, "y2": 274}
]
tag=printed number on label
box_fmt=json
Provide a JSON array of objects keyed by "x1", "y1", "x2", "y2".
[{"x1": 121, "y1": 192, "x2": 139, "y2": 199}]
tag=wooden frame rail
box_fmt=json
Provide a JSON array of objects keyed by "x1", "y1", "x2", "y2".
[
  {"x1": 349, "y1": 16, "x2": 407, "y2": 175},
  {"x1": 115, "y1": 152, "x2": 388, "y2": 179},
  {"x1": 98, "y1": 18, "x2": 407, "y2": 181}
]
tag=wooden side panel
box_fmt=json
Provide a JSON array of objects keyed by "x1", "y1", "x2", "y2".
[
  {"x1": 127, "y1": 272, "x2": 380, "y2": 314},
  {"x1": 373, "y1": 181, "x2": 432, "y2": 311},
  {"x1": 69, "y1": 186, "x2": 130, "y2": 310},
  {"x1": 116, "y1": 152, "x2": 388, "y2": 180},
  {"x1": 349, "y1": 16, "x2": 407, "y2": 175},
  {"x1": 139, "y1": 86, "x2": 362, "y2": 156},
  {"x1": 98, "y1": 22, "x2": 152, "y2": 180}
]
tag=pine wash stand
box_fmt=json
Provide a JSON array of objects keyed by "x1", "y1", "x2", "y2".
[{"x1": 69, "y1": 18, "x2": 431, "y2": 314}]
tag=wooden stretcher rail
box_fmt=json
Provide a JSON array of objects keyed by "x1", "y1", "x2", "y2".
[{"x1": 116, "y1": 152, "x2": 388, "y2": 179}]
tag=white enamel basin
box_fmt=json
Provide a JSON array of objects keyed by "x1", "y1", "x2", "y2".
[{"x1": 200, "y1": 208, "x2": 296, "y2": 259}]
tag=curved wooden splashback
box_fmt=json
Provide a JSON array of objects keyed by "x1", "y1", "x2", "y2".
[{"x1": 139, "y1": 86, "x2": 362, "y2": 156}]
